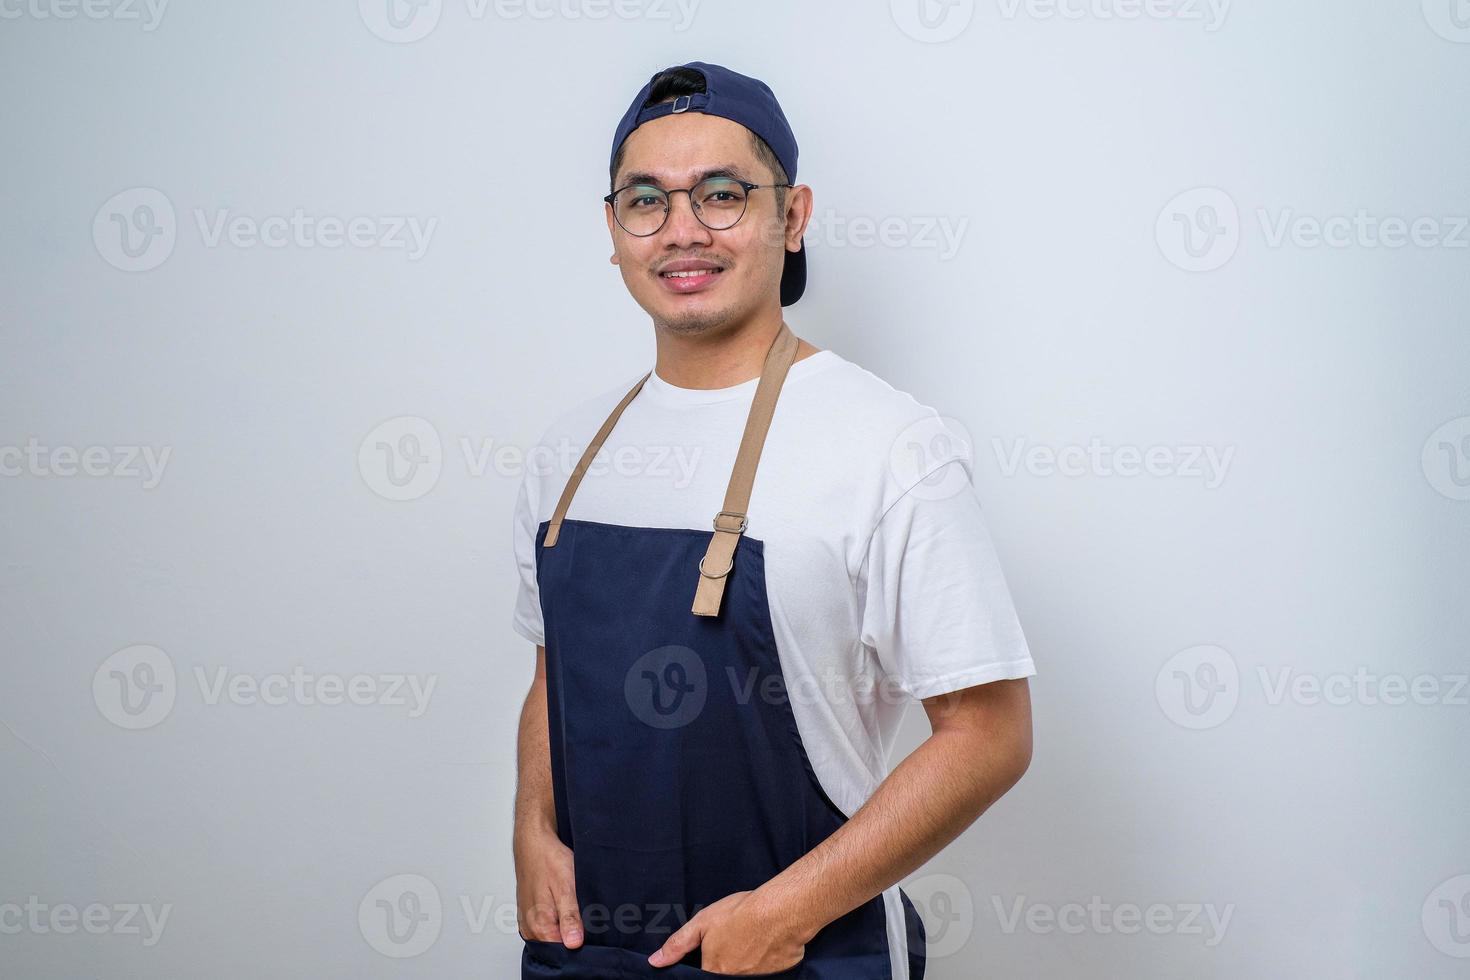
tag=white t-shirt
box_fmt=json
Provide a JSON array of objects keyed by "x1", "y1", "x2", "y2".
[{"x1": 511, "y1": 346, "x2": 1036, "y2": 819}]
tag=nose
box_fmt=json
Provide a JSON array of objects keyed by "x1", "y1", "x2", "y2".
[{"x1": 659, "y1": 189, "x2": 712, "y2": 248}]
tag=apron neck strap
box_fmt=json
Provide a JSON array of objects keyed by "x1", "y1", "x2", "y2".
[
  {"x1": 542, "y1": 322, "x2": 801, "y2": 619},
  {"x1": 692, "y1": 321, "x2": 799, "y2": 615},
  {"x1": 541, "y1": 368, "x2": 650, "y2": 549}
]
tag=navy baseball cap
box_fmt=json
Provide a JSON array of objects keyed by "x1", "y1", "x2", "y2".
[{"x1": 610, "y1": 61, "x2": 806, "y2": 306}]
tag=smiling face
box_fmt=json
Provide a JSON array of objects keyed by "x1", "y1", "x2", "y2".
[{"x1": 607, "y1": 112, "x2": 809, "y2": 338}]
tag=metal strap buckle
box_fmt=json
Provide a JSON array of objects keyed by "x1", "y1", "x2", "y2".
[
  {"x1": 671, "y1": 94, "x2": 692, "y2": 113},
  {"x1": 713, "y1": 511, "x2": 747, "y2": 533},
  {"x1": 698, "y1": 554, "x2": 734, "y2": 579}
]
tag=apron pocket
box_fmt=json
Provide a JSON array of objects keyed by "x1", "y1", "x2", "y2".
[{"x1": 521, "y1": 938, "x2": 804, "y2": 978}]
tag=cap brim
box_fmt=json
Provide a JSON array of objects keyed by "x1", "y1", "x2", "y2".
[{"x1": 780, "y1": 239, "x2": 806, "y2": 306}]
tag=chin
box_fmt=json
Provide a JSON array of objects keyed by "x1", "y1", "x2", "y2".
[
  {"x1": 636, "y1": 285, "x2": 742, "y2": 337},
  {"x1": 654, "y1": 304, "x2": 735, "y2": 337}
]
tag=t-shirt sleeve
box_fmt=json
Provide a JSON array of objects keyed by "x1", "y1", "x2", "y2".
[
  {"x1": 511, "y1": 466, "x2": 546, "y2": 647},
  {"x1": 858, "y1": 455, "x2": 1035, "y2": 700}
]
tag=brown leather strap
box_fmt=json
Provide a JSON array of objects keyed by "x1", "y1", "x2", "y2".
[
  {"x1": 691, "y1": 322, "x2": 799, "y2": 616},
  {"x1": 542, "y1": 322, "x2": 800, "y2": 620},
  {"x1": 542, "y1": 370, "x2": 651, "y2": 548}
]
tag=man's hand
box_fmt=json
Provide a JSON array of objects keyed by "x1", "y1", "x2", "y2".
[
  {"x1": 647, "y1": 891, "x2": 804, "y2": 975},
  {"x1": 514, "y1": 826, "x2": 583, "y2": 947},
  {"x1": 514, "y1": 646, "x2": 583, "y2": 947}
]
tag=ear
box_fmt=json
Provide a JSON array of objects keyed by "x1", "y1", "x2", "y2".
[
  {"x1": 605, "y1": 202, "x2": 620, "y2": 266},
  {"x1": 784, "y1": 184, "x2": 814, "y2": 252}
]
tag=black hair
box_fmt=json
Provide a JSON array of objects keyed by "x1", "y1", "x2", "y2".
[{"x1": 610, "y1": 66, "x2": 789, "y2": 211}]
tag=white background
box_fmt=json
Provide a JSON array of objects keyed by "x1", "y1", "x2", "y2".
[{"x1": 2, "y1": 1, "x2": 1468, "y2": 977}]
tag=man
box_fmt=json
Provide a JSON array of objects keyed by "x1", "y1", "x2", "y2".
[{"x1": 511, "y1": 61, "x2": 1035, "y2": 979}]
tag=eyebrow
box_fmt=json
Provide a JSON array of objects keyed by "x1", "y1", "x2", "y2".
[{"x1": 617, "y1": 165, "x2": 754, "y2": 188}]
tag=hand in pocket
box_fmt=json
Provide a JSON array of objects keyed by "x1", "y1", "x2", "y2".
[{"x1": 514, "y1": 829, "x2": 583, "y2": 947}]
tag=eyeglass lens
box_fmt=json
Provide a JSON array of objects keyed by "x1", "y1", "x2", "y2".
[{"x1": 612, "y1": 177, "x2": 749, "y2": 236}]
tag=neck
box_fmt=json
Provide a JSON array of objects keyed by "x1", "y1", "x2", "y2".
[{"x1": 652, "y1": 308, "x2": 820, "y2": 390}]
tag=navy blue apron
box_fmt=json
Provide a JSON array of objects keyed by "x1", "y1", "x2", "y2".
[{"x1": 522, "y1": 324, "x2": 925, "y2": 979}]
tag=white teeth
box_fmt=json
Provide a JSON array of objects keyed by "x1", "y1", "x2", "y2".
[{"x1": 662, "y1": 269, "x2": 720, "y2": 278}]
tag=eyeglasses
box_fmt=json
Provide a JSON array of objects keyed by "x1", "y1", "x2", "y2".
[{"x1": 604, "y1": 177, "x2": 793, "y2": 237}]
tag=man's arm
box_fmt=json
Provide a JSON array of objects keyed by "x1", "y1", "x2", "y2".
[
  {"x1": 650, "y1": 676, "x2": 1033, "y2": 970},
  {"x1": 513, "y1": 645, "x2": 584, "y2": 946}
]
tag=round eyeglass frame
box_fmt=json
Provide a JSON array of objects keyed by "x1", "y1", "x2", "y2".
[{"x1": 603, "y1": 178, "x2": 794, "y2": 237}]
